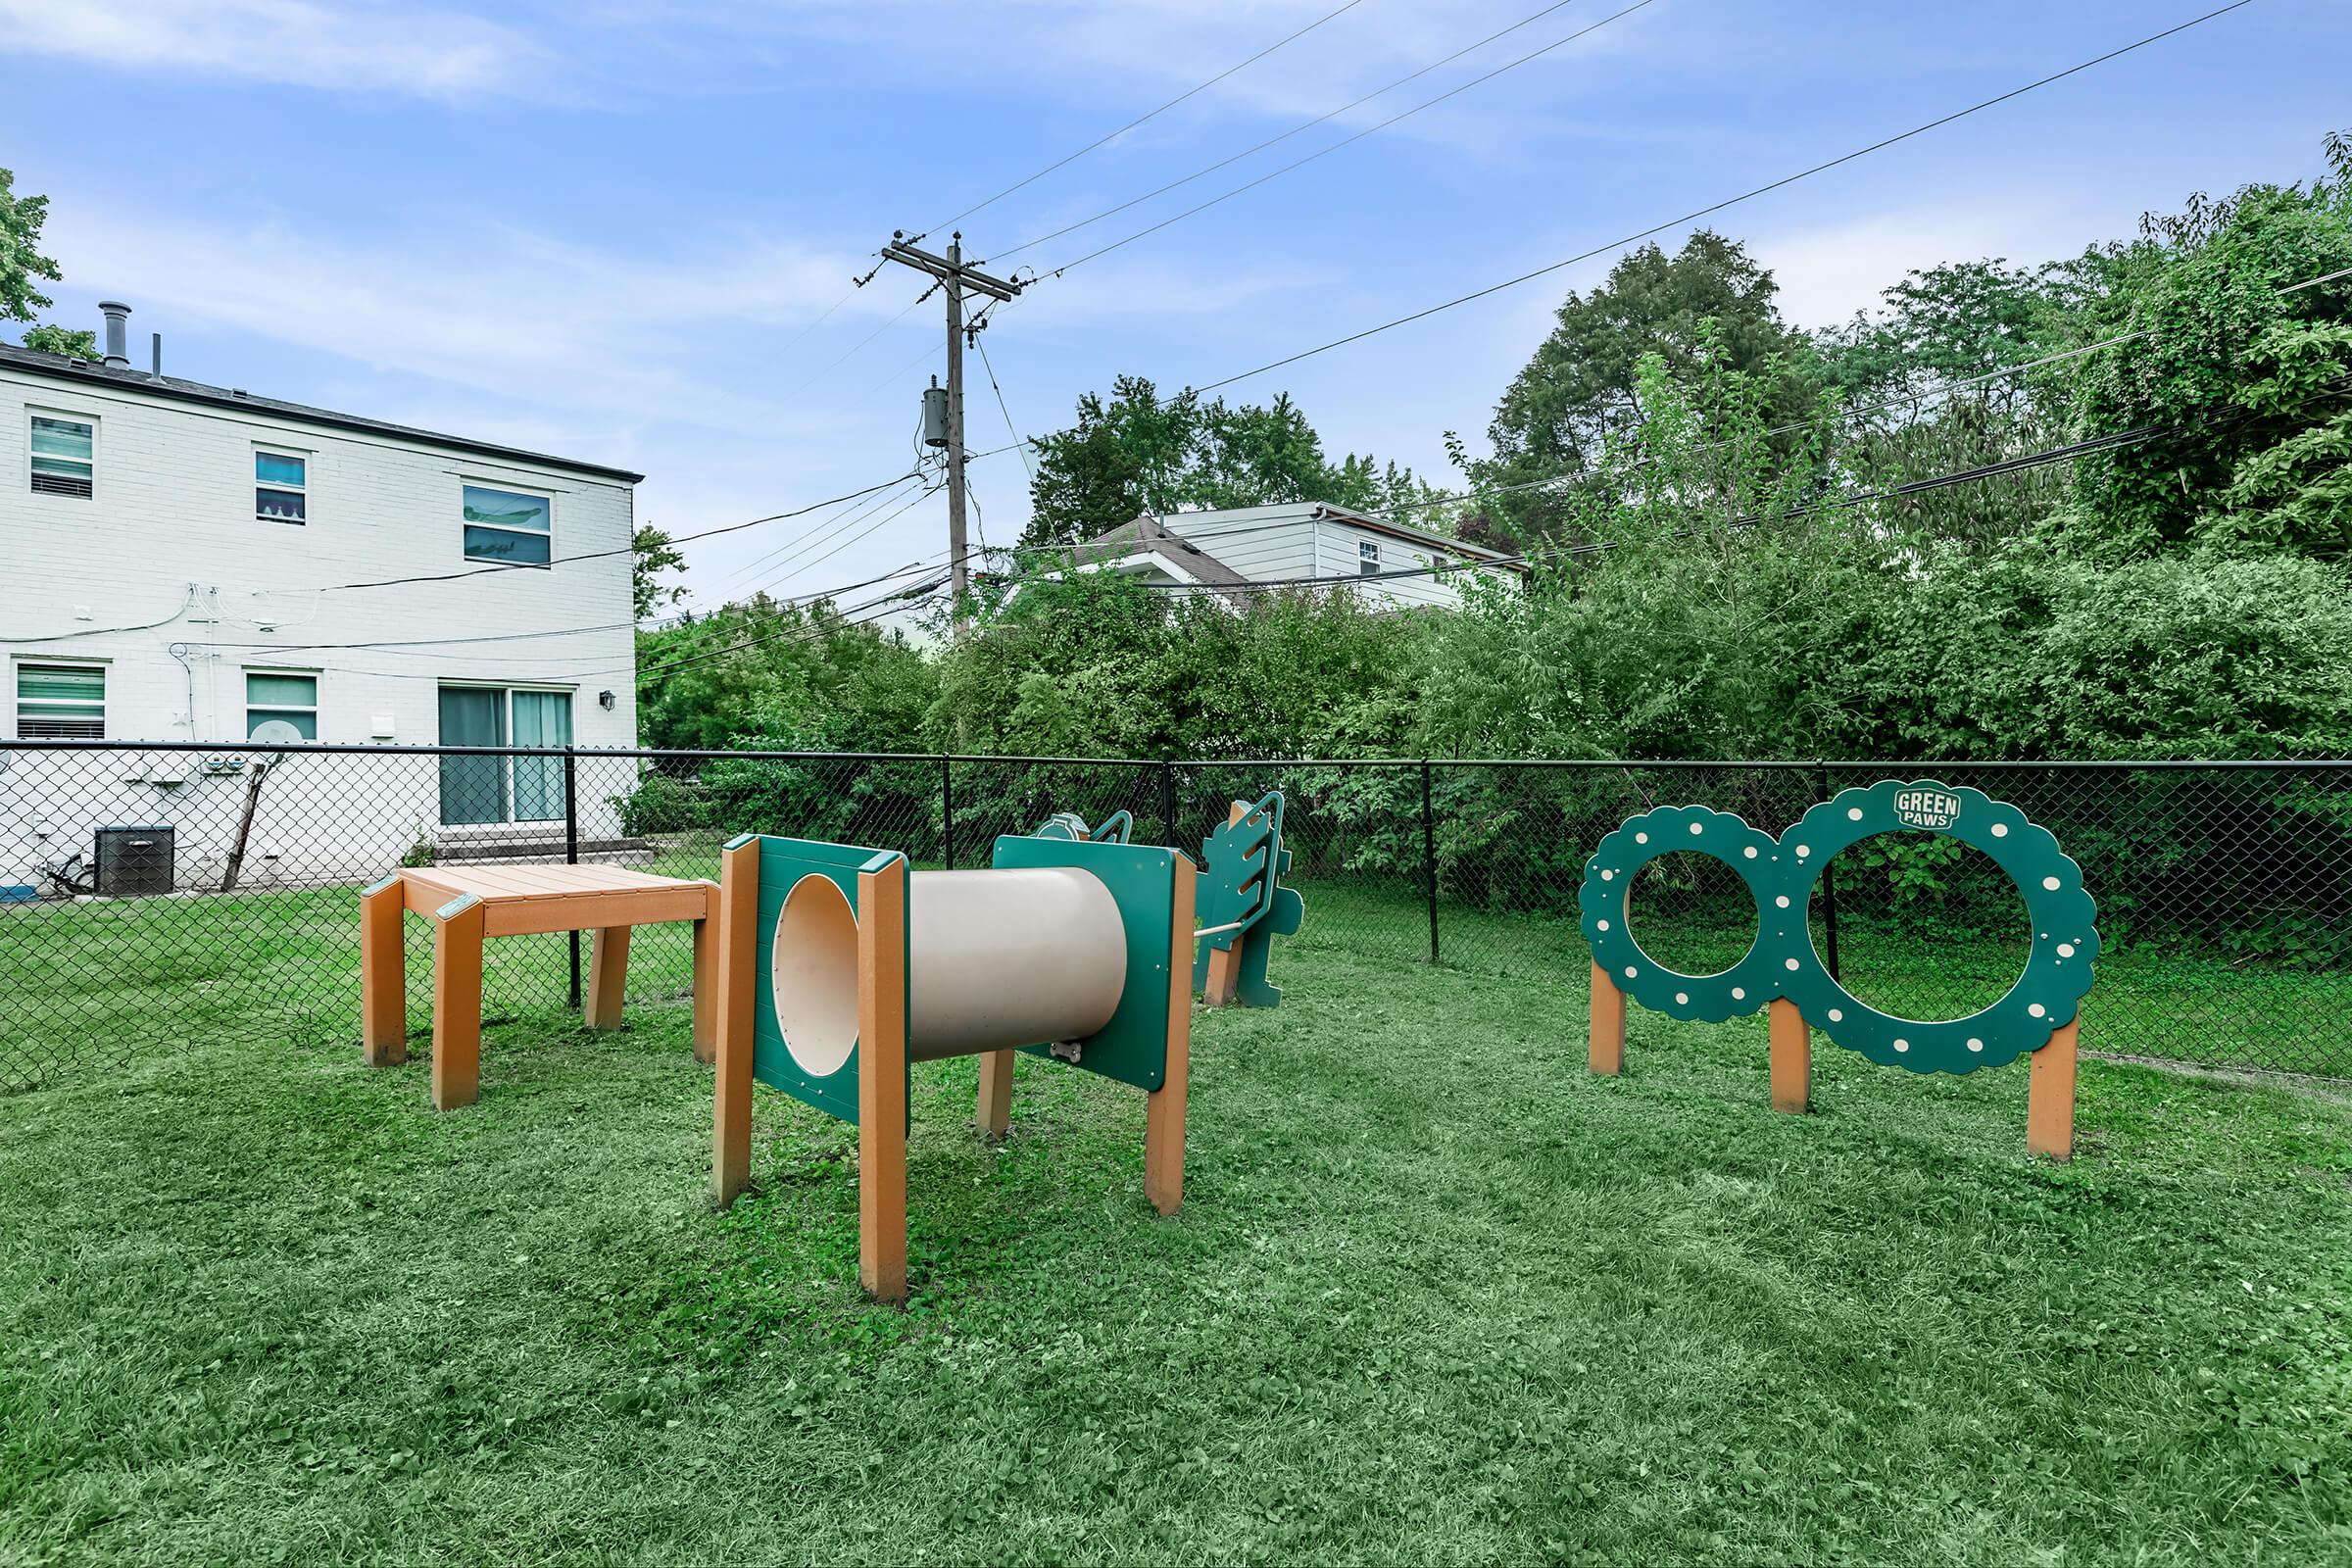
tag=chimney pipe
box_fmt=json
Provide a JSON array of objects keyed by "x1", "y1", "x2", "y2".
[
  {"x1": 151, "y1": 331, "x2": 163, "y2": 378},
  {"x1": 98, "y1": 301, "x2": 131, "y2": 368}
]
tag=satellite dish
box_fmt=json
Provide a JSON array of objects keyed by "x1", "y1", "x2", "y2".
[{"x1": 247, "y1": 718, "x2": 306, "y2": 755}]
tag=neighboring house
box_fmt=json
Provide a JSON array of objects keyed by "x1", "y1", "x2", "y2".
[
  {"x1": 1, "y1": 303, "x2": 643, "y2": 894},
  {"x1": 1063, "y1": 501, "x2": 1523, "y2": 609}
]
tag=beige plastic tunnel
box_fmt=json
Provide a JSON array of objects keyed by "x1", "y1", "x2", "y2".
[{"x1": 770, "y1": 867, "x2": 1129, "y2": 1076}]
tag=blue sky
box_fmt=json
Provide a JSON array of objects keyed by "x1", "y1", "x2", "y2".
[{"x1": 4, "y1": 0, "x2": 2346, "y2": 619}]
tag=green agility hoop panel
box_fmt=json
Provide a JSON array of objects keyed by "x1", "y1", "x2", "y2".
[
  {"x1": 749, "y1": 835, "x2": 909, "y2": 1124},
  {"x1": 1579, "y1": 806, "x2": 1795, "y2": 1025},
  {"x1": 1778, "y1": 781, "x2": 2097, "y2": 1073},
  {"x1": 992, "y1": 833, "x2": 1181, "y2": 1092},
  {"x1": 1577, "y1": 780, "x2": 2098, "y2": 1075}
]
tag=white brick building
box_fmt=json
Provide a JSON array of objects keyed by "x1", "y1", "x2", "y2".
[{"x1": 1, "y1": 308, "x2": 642, "y2": 896}]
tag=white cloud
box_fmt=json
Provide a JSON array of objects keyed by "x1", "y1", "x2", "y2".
[
  {"x1": 623, "y1": 0, "x2": 1672, "y2": 152},
  {"x1": 0, "y1": 0, "x2": 543, "y2": 98},
  {"x1": 1007, "y1": 254, "x2": 1338, "y2": 328},
  {"x1": 1748, "y1": 195, "x2": 2142, "y2": 332},
  {"x1": 43, "y1": 204, "x2": 912, "y2": 428}
]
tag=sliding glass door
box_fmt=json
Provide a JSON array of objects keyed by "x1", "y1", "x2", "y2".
[
  {"x1": 511, "y1": 690, "x2": 571, "y2": 821},
  {"x1": 437, "y1": 686, "x2": 571, "y2": 825}
]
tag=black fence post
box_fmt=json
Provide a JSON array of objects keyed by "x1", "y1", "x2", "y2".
[
  {"x1": 1814, "y1": 761, "x2": 1841, "y2": 983},
  {"x1": 941, "y1": 756, "x2": 956, "y2": 869},
  {"x1": 1421, "y1": 759, "x2": 1440, "y2": 965},
  {"x1": 565, "y1": 746, "x2": 582, "y2": 1010},
  {"x1": 1159, "y1": 759, "x2": 1178, "y2": 852}
]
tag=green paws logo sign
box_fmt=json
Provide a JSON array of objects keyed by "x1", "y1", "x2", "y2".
[
  {"x1": 1892, "y1": 788, "x2": 1962, "y2": 830},
  {"x1": 1578, "y1": 779, "x2": 2098, "y2": 1075}
]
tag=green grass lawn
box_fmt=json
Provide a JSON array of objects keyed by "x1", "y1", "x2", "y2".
[
  {"x1": 4, "y1": 931, "x2": 2351, "y2": 1565},
  {"x1": 1294, "y1": 877, "x2": 2352, "y2": 1080},
  {"x1": 8, "y1": 852, "x2": 2348, "y2": 1089}
]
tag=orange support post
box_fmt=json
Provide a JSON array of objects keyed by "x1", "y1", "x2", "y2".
[
  {"x1": 710, "y1": 842, "x2": 760, "y2": 1208},
  {"x1": 858, "y1": 857, "x2": 909, "y2": 1303},
  {"x1": 690, "y1": 906, "x2": 718, "y2": 1063},
  {"x1": 2027, "y1": 1020, "x2": 2080, "y2": 1161},
  {"x1": 1146, "y1": 853, "x2": 1198, "y2": 1216},
  {"x1": 1768, "y1": 999, "x2": 1811, "y2": 1113},
  {"x1": 360, "y1": 878, "x2": 408, "y2": 1067},
  {"x1": 429, "y1": 895, "x2": 486, "y2": 1111},
  {"x1": 1589, "y1": 961, "x2": 1627, "y2": 1075},
  {"x1": 584, "y1": 926, "x2": 630, "y2": 1030}
]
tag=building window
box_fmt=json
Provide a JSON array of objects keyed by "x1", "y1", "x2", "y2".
[
  {"x1": 29, "y1": 414, "x2": 94, "y2": 499},
  {"x1": 1358, "y1": 540, "x2": 1380, "y2": 576},
  {"x1": 246, "y1": 672, "x2": 319, "y2": 740},
  {"x1": 15, "y1": 663, "x2": 105, "y2": 739},
  {"x1": 436, "y1": 685, "x2": 572, "y2": 824},
  {"x1": 461, "y1": 483, "x2": 553, "y2": 565},
  {"x1": 256, "y1": 451, "x2": 307, "y2": 524}
]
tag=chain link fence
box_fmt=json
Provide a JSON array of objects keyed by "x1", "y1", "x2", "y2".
[{"x1": 3, "y1": 743, "x2": 2347, "y2": 1091}]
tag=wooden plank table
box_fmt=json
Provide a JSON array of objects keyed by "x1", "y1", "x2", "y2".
[{"x1": 359, "y1": 863, "x2": 717, "y2": 1109}]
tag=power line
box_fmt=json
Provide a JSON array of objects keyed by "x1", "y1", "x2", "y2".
[
  {"x1": 782, "y1": 288, "x2": 930, "y2": 399},
  {"x1": 2, "y1": 586, "x2": 199, "y2": 646},
  {"x1": 179, "y1": 550, "x2": 956, "y2": 666},
  {"x1": 760, "y1": 252, "x2": 2329, "y2": 595},
  {"x1": 914, "y1": 0, "x2": 1374, "y2": 239},
  {"x1": 296, "y1": 585, "x2": 943, "y2": 685},
  {"x1": 714, "y1": 471, "x2": 926, "y2": 592},
  {"x1": 321, "y1": 471, "x2": 919, "y2": 592},
  {"x1": 614, "y1": 581, "x2": 948, "y2": 685},
  {"x1": 542, "y1": 572, "x2": 947, "y2": 686},
  {"x1": 1129, "y1": 423, "x2": 2162, "y2": 592},
  {"x1": 861, "y1": 334, "x2": 944, "y2": 399},
  {"x1": 973, "y1": 332, "x2": 1037, "y2": 484},
  {"x1": 2280, "y1": 265, "x2": 2352, "y2": 295},
  {"x1": 992, "y1": 0, "x2": 1596, "y2": 264},
  {"x1": 709, "y1": 471, "x2": 929, "y2": 602},
  {"x1": 1127, "y1": 373, "x2": 2352, "y2": 594},
  {"x1": 1035, "y1": 0, "x2": 1657, "y2": 277},
  {"x1": 730, "y1": 474, "x2": 934, "y2": 600},
  {"x1": 742, "y1": 479, "x2": 948, "y2": 604},
  {"x1": 197, "y1": 563, "x2": 936, "y2": 663},
  {"x1": 192, "y1": 621, "x2": 640, "y2": 655},
  {"x1": 1336, "y1": 257, "x2": 2352, "y2": 531},
  {"x1": 1188, "y1": 0, "x2": 2261, "y2": 394}
]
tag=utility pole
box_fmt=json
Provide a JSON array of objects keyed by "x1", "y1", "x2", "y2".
[{"x1": 880, "y1": 230, "x2": 1021, "y2": 624}]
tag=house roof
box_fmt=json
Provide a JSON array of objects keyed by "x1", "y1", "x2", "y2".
[
  {"x1": 0, "y1": 342, "x2": 645, "y2": 484},
  {"x1": 1286, "y1": 503, "x2": 1522, "y2": 567},
  {"x1": 1070, "y1": 501, "x2": 1522, "y2": 589},
  {"x1": 1069, "y1": 514, "x2": 1257, "y2": 587}
]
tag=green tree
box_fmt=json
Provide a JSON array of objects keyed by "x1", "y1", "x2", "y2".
[
  {"x1": 1811, "y1": 258, "x2": 2101, "y2": 550},
  {"x1": 1019, "y1": 375, "x2": 1430, "y2": 550},
  {"x1": 928, "y1": 560, "x2": 1432, "y2": 760},
  {"x1": 1815, "y1": 258, "x2": 2091, "y2": 413},
  {"x1": 1464, "y1": 231, "x2": 1822, "y2": 543},
  {"x1": 2061, "y1": 136, "x2": 2352, "y2": 555},
  {"x1": 1424, "y1": 327, "x2": 1856, "y2": 760},
  {"x1": 635, "y1": 595, "x2": 934, "y2": 752},
  {"x1": 22, "y1": 321, "x2": 97, "y2": 358},
  {"x1": 0, "y1": 169, "x2": 95, "y2": 358},
  {"x1": 631, "y1": 524, "x2": 688, "y2": 620},
  {"x1": 1021, "y1": 376, "x2": 1204, "y2": 550}
]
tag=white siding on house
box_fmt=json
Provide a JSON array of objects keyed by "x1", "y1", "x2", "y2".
[
  {"x1": 1056, "y1": 503, "x2": 1516, "y2": 612},
  {"x1": 1162, "y1": 506, "x2": 1318, "y2": 582},
  {"x1": 1308, "y1": 517, "x2": 1477, "y2": 610},
  {"x1": 1, "y1": 363, "x2": 639, "y2": 890}
]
